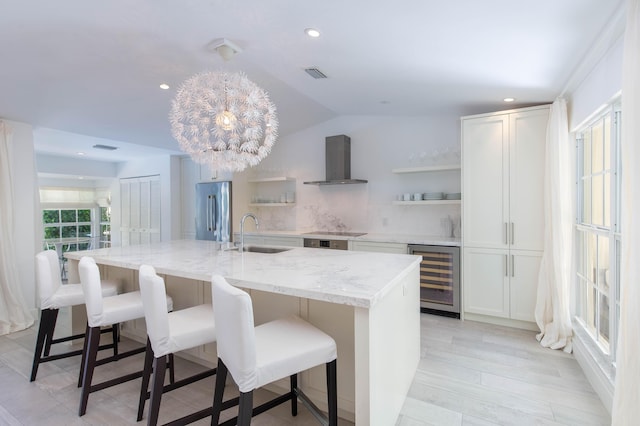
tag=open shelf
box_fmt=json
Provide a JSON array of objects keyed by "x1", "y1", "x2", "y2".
[
  {"x1": 248, "y1": 176, "x2": 296, "y2": 183},
  {"x1": 392, "y1": 200, "x2": 461, "y2": 206},
  {"x1": 392, "y1": 165, "x2": 461, "y2": 174},
  {"x1": 248, "y1": 203, "x2": 296, "y2": 207}
]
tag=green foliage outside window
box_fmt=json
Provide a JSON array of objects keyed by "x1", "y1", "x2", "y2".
[
  {"x1": 43, "y1": 210, "x2": 59, "y2": 224},
  {"x1": 61, "y1": 210, "x2": 77, "y2": 222}
]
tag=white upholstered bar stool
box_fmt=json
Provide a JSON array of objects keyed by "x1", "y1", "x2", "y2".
[
  {"x1": 210, "y1": 275, "x2": 338, "y2": 426},
  {"x1": 30, "y1": 250, "x2": 120, "y2": 382},
  {"x1": 77, "y1": 256, "x2": 174, "y2": 416},
  {"x1": 137, "y1": 265, "x2": 218, "y2": 426}
]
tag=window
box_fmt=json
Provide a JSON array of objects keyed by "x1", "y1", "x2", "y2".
[
  {"x1": 575, "y1": 102, "x2": 621, "y2": 364},
  {"x1": 99, "y1": 206, "x2": 111, "y2": 248},
  {"x1": 43, "y1": 208, "x2": 93, "y2": 251}
]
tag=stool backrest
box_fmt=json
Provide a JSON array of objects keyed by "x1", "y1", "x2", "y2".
[
  {"x1": 79, "y1": 256, "x2": 104, "y2": 327},
  {"x1": 211, "y1": 275, "x2": 257, "y2": 391},
  {"x1": 139, "y1": 265, "x2": 171, "y2": 357},
  {"x1": 35, "y1": 250, "x2": 63, "y2": 309}
]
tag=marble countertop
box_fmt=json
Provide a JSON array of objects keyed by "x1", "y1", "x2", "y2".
[
  {"x1": 66, "y1": 240, "x2": 421, "y2": 309},
  {"x1": 234, "y1": 230, "x2": 461, "y2": 247}
]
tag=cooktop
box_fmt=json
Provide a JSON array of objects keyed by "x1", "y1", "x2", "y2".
[{"x1": 303, "y1": 231, "x2": 367, "y2": 237}]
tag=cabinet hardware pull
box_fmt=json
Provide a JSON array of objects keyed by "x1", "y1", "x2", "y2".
[
  {"x1": 511, "y1": 255, "x2": 515, "y2": 277},
  {"x1": 511, "y1": 222, "x2": 514, "y2": 245},
  {"x1": 504, "y1": 223, "x2": 508, "y2": 245},
  {"x1": 505, "y1": 254, "x2": 508, "y2": 276}
]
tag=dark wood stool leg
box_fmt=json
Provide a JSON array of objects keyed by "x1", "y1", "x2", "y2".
[
  {"x1": 168, "y1": 353, "x2": 175, "y2": 384},
  {"x1": 238, "y1": 391, "x2": 253, "y2": 426},
  {"x1": 147, "y1": 356, "x2": 167, "y2": 426},
  {"x1": 42, "y1": 308, "x2": 59, "y2": 357},
  {"x1": 78, "y1": 327, "x2": 101, "y2": 416},
  {"x1": 30, "y1": 309, "x2": 53, "y2": 381},
  {"x1": 290, "y1": 374, "x2": 298, "y2": 416},
  {"x1": 78, "y1": 323, "x2": 91, "y2": 387},
  {"x1": 326, "y1": 360, "x2": 337, "y2": 426},
  {"x1": 112, "y1": 323, "x2": 119, "y2": 357},
  {"x1": 137, "y1": 339, "x2": 154, "y2": 421},
  {"x1": 211, "y1": 359, "x2": 228, "y2": 426}
]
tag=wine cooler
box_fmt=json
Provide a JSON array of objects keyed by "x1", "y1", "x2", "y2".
[{"x1": 408, "y1": 245, "x2": 460, "y2": 318}]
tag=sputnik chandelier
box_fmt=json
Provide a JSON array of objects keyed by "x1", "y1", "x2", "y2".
[{"x1": 169, "y1": 71, "x2": 278, "y2": 172}]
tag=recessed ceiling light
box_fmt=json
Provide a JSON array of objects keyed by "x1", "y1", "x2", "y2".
[
  {"x1": 78, "y1": 176, "x2": 84, "y2": 180},
  {"x1": 77, "y1": 152, "x2": 85, "y2": 156},
  {"x1": 503, "y1": 97, "x2": 516, "y2": 102},
  {"x1": 305, "y1": 28, "x2": 320, "y2": 38},
  {"x1": 160, "y1": 83, "x2": 170, "y2": 90}
]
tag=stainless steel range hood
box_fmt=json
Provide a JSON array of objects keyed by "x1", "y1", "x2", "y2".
[{"x1": 303, "y1": 135, "x2": 368, "y2": 185}]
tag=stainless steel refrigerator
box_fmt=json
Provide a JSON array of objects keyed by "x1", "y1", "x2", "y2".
[{"x1": 195, "y1": 181, "x2": 232, "y2": 242}]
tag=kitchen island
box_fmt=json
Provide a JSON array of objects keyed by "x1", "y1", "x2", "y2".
[{"x1": 65, "y1": 240, "x2": 421, "y2": 425}]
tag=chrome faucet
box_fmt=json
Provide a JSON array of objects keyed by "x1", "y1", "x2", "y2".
[{"x1": 240, "y1": 213, "x2": 259, "y2": 252}]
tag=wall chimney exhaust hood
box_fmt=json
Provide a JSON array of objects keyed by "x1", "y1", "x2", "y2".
[{"x1": 303, "y1": 135, "x2": 368, "y2": 185}]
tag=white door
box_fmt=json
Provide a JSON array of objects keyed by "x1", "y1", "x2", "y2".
[
  {"x1": 463, "y1": 247, "x2": 509, "y2": 318},
  {"x1": 120, "y1": 175, "x2": 161, "y2": 247},
  {"x1": 509, "y1": 109, "x2": 548, "y2": 252},
  {"x1": 462, "y1": 114, "x2": 509, "y2": 249}
]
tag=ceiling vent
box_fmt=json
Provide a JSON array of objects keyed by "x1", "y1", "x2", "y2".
[
  {"x1": 93, "y1": 144, "x2": 118, "y2": 151},
  {"x1": 304, "y1": 68, "x2": 327, "y2": 79}
]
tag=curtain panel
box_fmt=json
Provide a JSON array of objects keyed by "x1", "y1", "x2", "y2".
[
  {"x1": 534, "y1": 98, "x2": 574, "y2": 353},
  {"x1": 0, "y1": 120, "x2": 35, "y2": 335}
]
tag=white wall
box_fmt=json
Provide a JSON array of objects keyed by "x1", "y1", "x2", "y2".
[
  {"x1": 567, "y1": 34, "x2": 624, "y2": 130},
  {"x1": 4, "y1": 119, "x2": 38, "y2": 311},
  {"x1": 231, "y1": 113, "x2": 464, "y2": 237}
]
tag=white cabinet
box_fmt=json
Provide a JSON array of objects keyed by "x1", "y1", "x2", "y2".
[
  {"x1": 391, "y1": 165, "x2": 461, "y2": 206},
  {"x1": 248, "y1": 177, "x2": 296, "y2": 207},
  {"x1": 462, "y1": 105, "x2": 549, "y2": 327}
]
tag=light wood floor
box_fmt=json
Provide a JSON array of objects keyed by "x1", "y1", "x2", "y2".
[{"x1": 0, "y1": 313, "x2": 609, "y2": 425}]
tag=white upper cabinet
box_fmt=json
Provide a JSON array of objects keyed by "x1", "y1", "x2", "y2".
[{"x1": 462, "y1": 106, "x2": 549, "y2": 251}]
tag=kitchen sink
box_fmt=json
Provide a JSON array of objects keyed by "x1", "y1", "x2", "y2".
[{"x1": 243, "y1": 246, "x2": 291, "y2": 254}]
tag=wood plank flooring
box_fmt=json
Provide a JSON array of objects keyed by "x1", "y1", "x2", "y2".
[{"x1": 0, "y1": 313, "x2": 609, "y2": 425}]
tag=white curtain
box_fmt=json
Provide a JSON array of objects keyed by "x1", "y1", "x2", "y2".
[
  {"x1": 0, "y1": 121, "x2": 35, "y2": 335},
  {"x1": 612, "y1": 0, "x2": 640, "y2": 423},
  {"x1": 534, "y1": 98, "x2": 573, "y2": 353}
]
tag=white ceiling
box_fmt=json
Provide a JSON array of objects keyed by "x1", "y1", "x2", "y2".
[{"x1": 0, "y1": 0, "x2": 624, "y2": 162}]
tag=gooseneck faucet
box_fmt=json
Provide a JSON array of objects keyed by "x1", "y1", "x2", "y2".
[{"x1": 240, "y1": 213, "x2": 259, "y2": 252}]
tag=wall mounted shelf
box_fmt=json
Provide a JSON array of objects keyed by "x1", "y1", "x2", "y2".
[
  {"x1": 392, "y1": 164, "x2": 461, "y2": 174},
  {"x1": 392, "y1": 200, "x2": 461, "y2": 206},
  {"x1": 248, "y1": 203, "x2": 296, "y2": 207},
  {"x1": 248, "y1": 176, "x2": 296, "y2": 183}
]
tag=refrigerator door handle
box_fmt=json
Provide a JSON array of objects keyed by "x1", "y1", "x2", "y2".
[
  {"x1": 211, "y1": 195, "x2": 217, "y2": 231},
  {"x1": 207, "y1": 195, "x2": 212, "y2": 231}
]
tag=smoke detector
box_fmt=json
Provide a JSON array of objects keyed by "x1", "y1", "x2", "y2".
[{"x1": 210, "y1": 38, "x2": 243, "y2": 61}]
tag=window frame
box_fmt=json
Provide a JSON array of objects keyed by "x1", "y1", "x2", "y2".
[{"x1": 574, "y1": 101, "x2": 621, "y2": 365}]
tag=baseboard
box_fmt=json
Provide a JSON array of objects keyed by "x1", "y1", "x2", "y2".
[
  {"x1": 462, "y1": 312, "x2": 538, "y2": 331},
  {"x1": 572, "y1": 327, "x2": 615, "y2": 415}
]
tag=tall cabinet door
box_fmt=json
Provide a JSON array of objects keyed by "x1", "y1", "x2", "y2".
[
  {"x1": 462, "y1": 114, "x2": 509, "y2": 249},
  {"x1": 509, "y1": 110, "x2": 548, "y2": 252}
]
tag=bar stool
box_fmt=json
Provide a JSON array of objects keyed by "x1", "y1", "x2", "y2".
[
  {"x1": 137, "y1": 265, "x2": 218, "y2": 426},
  {"x1": 77, "y1": 256, "x2": 174, "y2": 416},
  {"x1": 30, "y1": 250, "x2": 120, "y2": 382},
  {"x1": 210, "y1": 275, "x2": 338, "y2": 426}
]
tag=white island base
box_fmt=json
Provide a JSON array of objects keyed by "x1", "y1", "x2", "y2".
[{"x1": 66, "y1": 240, "x2": 421, "y2": 425}]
